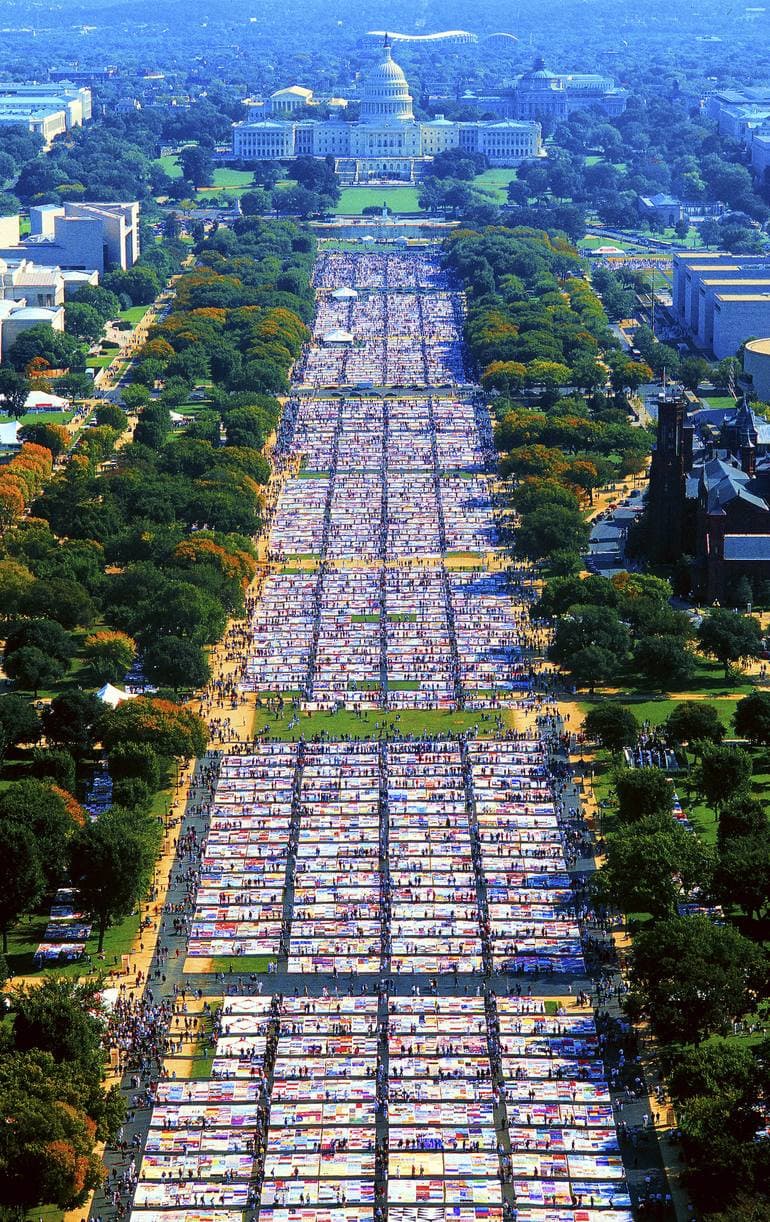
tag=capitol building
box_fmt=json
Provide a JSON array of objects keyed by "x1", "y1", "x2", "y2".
[{"x1": 231, "y1": 38, "x2": 542, "y2": 181}]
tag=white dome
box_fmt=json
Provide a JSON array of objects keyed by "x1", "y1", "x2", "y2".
[
  {"x1": 359, "y1": 40, "x2": 415, "y2": 126},
  {"x1": 8, "y1": 306, "x2": 57, "y2": 320}
]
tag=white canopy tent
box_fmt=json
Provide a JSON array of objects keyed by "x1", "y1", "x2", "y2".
[
  {"x1": 24, "y1": 390, "x2": 70, "y2": 412},
  {"x1": 96, "y1": 682, "x2": 136, "y2": 709},
  {"x1": 322, "y1": 328, "x2": 354, "y2": 345}
]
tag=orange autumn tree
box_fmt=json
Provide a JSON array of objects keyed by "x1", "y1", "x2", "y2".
[
  {"x1": 0, "y1": 442, "x2": 54, "y2": 523},
  {"x1": 99, "y1": 697, "x2": 207, "y2": 759},
  {"x1": 49, "y1": 785, "x2": 87, "y2": 830}
]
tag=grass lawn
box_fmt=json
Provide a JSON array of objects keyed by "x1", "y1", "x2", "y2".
[
  {"x1": 580, "y1": 234, "x2": 628, "y2": 253},
  {"x1": 25, "y1": 1207, "x2": 62, "y2": 1222},
  {"x1": 601, "y1": 655, "x2": 756, "y2": 701},
  {"x1": 620, "y1": 697, "x2": 739, "y2": 731},
  {"x1": 119, "y1": 304, "x2": 150, "y2": 326},
  {"x1": 212, "y1": 167, "x2": 254, "y2": 189},
  {"x1": 207, "y1": 955, "x2": 274, "y2": 973},
  {"x1": 336, "y1": 186, "x2": 422, "y2": 215},
  {"x1": 155, "y1": 153, "x2": 183, "y2": 178},
  {"x1": 195, "y1": 168, "x2": 257, "y2": 199},
  {"x1": 190, "y1": 1003, "x2": 222, "y2": 1077},
  {"x1": 86, "y1": 354, "x2": 114, "y2": 370},
  {"x1": 474, "y1": 167, "x2": 518, "y2": 202},
  {"x1": 5, "y1": 908, "x2": 141, "y2": 981},
  {"x1": 318, "y1": 238, "x2": 399, "y2": 252},
  {"x1": 659, "y1": 226, "x2": 701, "y2": 247},
  {"x1": 1, "y1": 409, "x2": 75, "y2": 426},
  {"x1": 701, "y1": 395, "x2": 737, "y2": 409},
  {"x1": 252, "y1": 705, "x2": 520, "y2": 740}
]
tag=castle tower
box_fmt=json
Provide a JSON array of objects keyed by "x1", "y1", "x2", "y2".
[{"x1": 647, "y1": 391, "x2": 689, "y2": 562}]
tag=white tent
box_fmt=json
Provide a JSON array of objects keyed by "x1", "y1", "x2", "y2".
[
  {"x1": 331, "y1": 287, "x2": 358, "y2": 300},
  {"x1": 96, "y1": 682, "x2": 135, "y2": 709},
  {"x1": 0, "y1": 421, "x2": 20, "y2": 448},
  {"x1": 24, "y1": 390, "x2": 70, "y2": 412},
  {"x1": 322, "y1": 328, "x2": 354, "y2": 345}
]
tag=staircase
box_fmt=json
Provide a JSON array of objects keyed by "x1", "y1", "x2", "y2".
[{"x1": 335, "y1": 157, "x2": 359, "y2": 185}]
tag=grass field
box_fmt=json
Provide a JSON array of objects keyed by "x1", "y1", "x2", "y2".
[
  {"x1": 580, "y1": 235, "x2": 629, "y2": 253},
  {"x1": 474, "y1": 167, "x2": 518, "y2": 202},
  {"x1": 119, "y1": 304, "x2": 150, "y2": 326},
  {"x1": 206, "y1": 955, "x2": 274, "y2": 973},
  {"x1": 252, "y1": 705, "x2": 520, "y2": 740},
  {"x1": 5, "y1": 908, "x2": 141, "y2": 980},
  {"x1": 156, "y1": 153, "x2": 183, "y2": 178},
  {"x1": 336, "y1": 186, "x2": 422, "y2": 214},
  {"x1": 701, "y1": 395, "x2": 738, "y2": 409},
  {"x1": 196, "y1": 168, "x2": 257, "y2": 197},
  {"x1": 1, "y1": 409, "x2": 75, "y2": 426},
  {"x1": 212, "y1": 167, "x2": 254, "y2": 189}
]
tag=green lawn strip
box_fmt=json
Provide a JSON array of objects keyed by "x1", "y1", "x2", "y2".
[
  {"x1": 701, "y1": 395, "x2": 738, "y2": 409},
  {"x1": 444, "y1": 551, "x2": 487, "y2": 567},
  {"x1": 24, "y1": 1205, "x2": 63, "y2": 1222},
  {"x1": 685, "y1": 799, "x2": 719, "y2": 848},
  {"x1": 605, "y1": 656, "x2": 754, "y2": 700},
  {"x1": 336, "y1": 186, "x2": 422, "y2": 215},
  {"x1": 388, "y1": 612, "x2": 417, "y2": 622},
  {"x1": 5, "y1": 909, "x2": 141, "y2": 980},
  {"x1": 119, "y1": 304, "x2": 150, "y2": 326},
  {"x1": 351, "y1": 614, "x2": 379, "y2": 623},
  {"x1": 1, "y1": 409, "x2": 75, "y2": 426},
  {"x1": 212, "y1": 168, "x2": 254, "y2": 189},
  {"x1": 255, "y1": 689, "x2": 303, "y2": 701},
  {"x1": 207, "y1": 955, "x2": 274, "y2": 974},
  {"x1": 387, "y1": 680, "x2": 421, "y2": 691},
  {"x1": 194, "y1": 168, "x2": 256, "y2": 197},
  {"x1": 576, "y1": 695, "x2": 740, "y2": 731},
  {"x1": 252, "y1": 706, "x2": 519, "y2": 741},
  {"x1": 148, "y1": 761, "x2": 178, "y2": 820}
]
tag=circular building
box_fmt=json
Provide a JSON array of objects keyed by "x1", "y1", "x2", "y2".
[{"x1": 744, "y1": 337, "x2": 770, "y2": 402}]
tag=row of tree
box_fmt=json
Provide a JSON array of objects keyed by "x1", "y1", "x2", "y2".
[
  {"x1": 442, "y1": 224, "x2": 654, "y2": 575},
  {"x1": 535, "y1": 569, "x2": 765, "y2": 691},
  {"x1": 0, "y1": 220, "x2": 312, "y2": 694},
  {"x1": 583, "y1": 697, "x2": 770, "y2": 1215}
]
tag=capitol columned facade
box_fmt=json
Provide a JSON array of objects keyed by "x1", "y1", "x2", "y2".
[{"x1": 231, "y1": 38, "x2": 542, "y2": 180}]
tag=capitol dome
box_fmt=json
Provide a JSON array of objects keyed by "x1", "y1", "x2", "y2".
[{"x1": 359, "y1": 37, "x2": 415, "y2": 126}]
